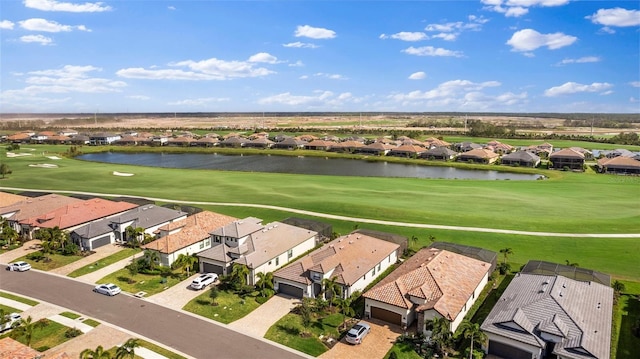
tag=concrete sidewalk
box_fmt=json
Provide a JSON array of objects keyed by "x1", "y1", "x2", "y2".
[{"x1": 76, "y1": 251, "x2": 143, "y2": 284}]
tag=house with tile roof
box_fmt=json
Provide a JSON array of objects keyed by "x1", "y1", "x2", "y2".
[
  {"x1": 0, "y1": 194, "x2": 83, "y2": 237},
  {"x1": 597, "y1": 156, "x2": 640, "y2": 175},
  {"x1": 358, "y1": 141, "x2": 395, "y2": 156},
  {"x1": 480, "y1": 266, "x2": 613, "y2": 359},
  {"x1": 363, "y1": 247, "x2": 492, "y2": 331},
  {"x1": 501, "y1": 150, "x2": 541, "y2": 168},
  {"x1": 71, "y1": 204, "x2": 188, "y2": 251},
  {"x1": 18, "y1": 198, "x2": 138, "y2": 239},
  {"x1": 389, "y1": 144, "x2": 427, "y2": 158},
  {"x1": 0, "y1": 191, "x2": 26, "y2": 208},
  {"x1": 420, "y1": 147, "x2": 457, "y2": 161},
  {"x1": 142, "y1": 211, "x2": 237, "y2": 267},
  {"x1": 198, "y1": 217, "x2": 319, "y2": 285},
  {"x1": 273, "y1": 232, "x2": 400, "y2": 299},
  {"x1": 549, "y1": 149, "x2": 585, "y2": 171},
  {"x1": 0, "y1": 337, "x2": 42, "y2": 359},
  {"x1": 457, "y1": 148, "x2": 500, "y2": 164}
]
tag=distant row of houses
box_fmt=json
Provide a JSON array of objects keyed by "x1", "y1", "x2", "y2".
[
  {"x1": 4, "y1": 130, "x2": 640, "y2": 173},
  {"x1": 0, "y1": 191, "x2": 614, "y2": 358}
]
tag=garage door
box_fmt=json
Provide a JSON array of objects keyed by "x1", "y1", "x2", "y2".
[
  {"x1": 91, "y1": 235, "x2": 112, "y2": 250},
  {"x1": 278, "y1": 283, "x2": 304, "y2": 298},
  {"x1": 371, "y1": 306, "x2": 402, "y2": 325},
  {"x1": 489, "y1": 340, "x2": 532, "y2": 359},
  {"x1": 203, "y1": 262, "x2": 224, "y2": 275}
]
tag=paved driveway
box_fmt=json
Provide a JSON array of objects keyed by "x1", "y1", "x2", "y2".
[
  {"x1": 318, "y1": 319, "x2": 403, "y2": 359},
  {"x1": 145, "y1": 273, "x2": 207, "y2": 309},
  {"x1": 228, "y1": 294, "x2": 300, "y2": 338}
]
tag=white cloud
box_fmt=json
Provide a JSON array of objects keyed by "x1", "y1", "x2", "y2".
[
  {"x1": 258, "y1": 90, "x2": 356, "y2": 108},
  {"x1": 402, "y1": 46, "x2": 463, "y2": 57},
  {"x1": 282, "y1": 42, "x2": 319, "y2": 49},
  {"x1": 117, "y1": 55, "x2": 276, "y2": 81},
  {"x1": 168, "y1": 97, "x2": 230, "y2": 106},
  {"x1": 294, "y1": 25, "x2": 336, "y2": 39},
  {"x1": 423, "y1": 15, "x2": 488, "y2": 41},
  {"x1": 128, "y1": 95, "x2": 150, "y2": 100},
  {"x1": 23, "y1": 0, "x2": 112, "y2": 12},
  {"x1": 0, "y1": 20, "x2": 15, "y2": 30},
  {"x1": 387, "y1": 79, "x2": 523, "y2": 110},
  {"x1": 19, "y1": 18, "x2": 90, "y2": 32},
  {"x1": 586, "y1": 8, "x2": 640, "y2": 27},
  {"x1": 544, "y1": 82, "x2": 613, "y2": 97},
  {"x1": 408, "y1": 72, "x2": 426, "y2": 80},
  {"x1": 20, "y1": 34, "x2": 53, "y2": 45},
  {"x1": 482, "y1": 0, "x2": 569, "y2": 17},
  {"x1": 168, "y1": 6, "x2": 176, "y2": 10},
  {"x1": 311, "y1": 72, "x2": 347, "y2": 80},
  {"x1": 630, "y1": 81, "x2": 640, "y2": 87},
  {"x1": 248, "y1": 52, "x2": 279, "y2": 64},
  {"x1": 1, "y1": 64, "x2": 126, "y2": 102},
  {"x1": 558, "y1": 56, "x2": 600, "y2": 65},
  {"x1": 379, "y1": 32, "x2": 428, "y2": 41},
  {"x1": 506, "y1": 29, "x2": 577, "y2": 52},
  {"x1": 289, "y1": 60, "x2": 304, "y2": 67}
]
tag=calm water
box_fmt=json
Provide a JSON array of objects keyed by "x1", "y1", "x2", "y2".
[{"x1": 78, "y1": 152, "x2": 542, "y2": 180}]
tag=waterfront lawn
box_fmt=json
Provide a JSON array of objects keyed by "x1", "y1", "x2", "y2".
[
  {"x1": 68, "y1": 248, "x2": 140, "y2": 278},
  {"x1": 264, "y1": 312, "x2": 343, "y2": 357},
  {"x1": 182, "y1": 289, "x2": 261, "y2": 324},
  {"x1": 97, "y1": 268, "x2": 185, "y2": 296},
  {"x1": 16, "y1": 251, "x2": 84, "y2": 271}
]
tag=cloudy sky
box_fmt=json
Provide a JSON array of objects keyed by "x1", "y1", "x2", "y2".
[{"x1": 1, "y1": 0, "x2": 639, "y2": 113}]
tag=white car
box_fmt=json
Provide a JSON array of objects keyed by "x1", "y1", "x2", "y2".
[
  {"x1": 6, "y1": 261, "x2": 31, "y2": 272},
  {"x1": 94, "y1": 283, "x2": 122, "y2": 296},
  {"x1": 0, "y1": 313, "x2": 21, "y2": 332},
  {"x1": 345, "y1": 321, "x2": 371, "y2": 345},
  {"x1": 190, "y1": 273, "x2": 218, "y2": 290}
]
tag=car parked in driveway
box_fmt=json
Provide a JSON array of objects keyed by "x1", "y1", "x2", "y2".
[
  {"x1": 94, "y1": 283, "x2": 122, "y2": 296},
  {"x1": 190, "y1": 273, "x2": 218, "y2": 290},
  {"x1": 0, "y1": 313, "x2": 21, "y2": 332},
  {"x1": 345, "y1": 321, "x2": 370, "y2": 345},
  {"x1": 6, "y1": 261, "x2": 31, "y2": 272}
]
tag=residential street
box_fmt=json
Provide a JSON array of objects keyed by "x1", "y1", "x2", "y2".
[{"x1": 0, "y1": 266, "x2": 310, "y2": 359}]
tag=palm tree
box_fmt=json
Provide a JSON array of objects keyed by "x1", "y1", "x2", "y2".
[
  {"x1": 11, "y1": 316, "x2": 47, "y2": 348},
  {"x1": 80, "y1": 345, "x2": 112, "y2": 359},
  {"x1": 142, "y1": 250, "x2": 161, "y2": 271},
  {"x1": 565, "y1": 259, "x2": 579, "y2": 267},
  {"x1": 321, "y1": 277, "x2": 342, "y2": 308},
  {"x1": 428, "y1": 316, "x2": 452, "y2": 354},
  {"x1": 125, "y1": 226, "x2": 145, "y2": 247},
  {"x1": 457, "y1": 320, "x2": 487, "y2": 359},
  {"x1": 255, "y1": 271, "x2": 275, "y2": 297},
  {"x1": 172, "y1": 253, "x2": 199, "y2": 277},
  {"x1": 499, "y1": 248, "x2": 513, "y2": 264},
  {"x1": 2, "y1": 226, "x2": 18, "y2": 246},
  {"x1": 612, "y1": 280, "x2": 626, "y2": 294},
  {"x1": 115, "y1": 338, "x2": 140, "y2": 359},
  {"x1": 231, "y1": 264, "x2": 250, "y2": 287},
  {"x1": 336, "y1": 296, "x2": 355, "y2": 330}
]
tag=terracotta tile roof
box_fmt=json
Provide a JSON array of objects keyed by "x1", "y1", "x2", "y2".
[
  {"x1": 143, "y1": 211, "x2": 237, "y2": 254},
  {"x1": 597, "y1": 156, "x2": 640, "y2": 168},
  {"x1": 364, "y1": 248, "x2": 491, "y2": 320},
  {"x1": 0, "y1": 194, "x2": 83, "y2": 221},
  {"x1": 274, "y1": 233, "x2": 400, "y2": 286},
  {"x1": 550, "y1": 148, "x2": 585, "y2": 159},
  {"x1": 21, "y1": 198, "x2": 138, "y2": 230},
  {"x1": 0, "y1": 337, "x2": 41, "y2": 359},
  {"x1": 460, "y1": 148, "x2": 499, "y2": 159},
  {"x1": 391, "y1": 144, "x2": 426, "y2": 154},
  {"x1": 0, "y1": 191, "x2": 26, "y2": 207}
]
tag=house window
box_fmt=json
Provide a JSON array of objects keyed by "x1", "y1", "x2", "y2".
[
  {"x1": 372, "y1": 267, "x2": 376, "y2": 276},
  {"x1": 377, "y1": 263, "x2": 381, "y2": 271},
  {"x1": 205, "y1": 239, "x2": 210, "y2": 246},
  {"x1": 363, "y1": 273, "x2": 366, "y2": 280},
  {"x1": 288, "y1": 249, "x2": 293, "y2": 259},
  {"x1": 275, "y1": 257, "x2": 279, "y2": 266},
  {"x1": 199, "y1": 242, "x2": 204, "y2": 249}
]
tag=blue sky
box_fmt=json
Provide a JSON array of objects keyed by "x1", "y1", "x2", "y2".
[{"x1": 1, "y1": 0, "x2": 639, "y2": 113}]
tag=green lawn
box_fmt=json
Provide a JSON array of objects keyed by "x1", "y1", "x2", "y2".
[
  {"x1": 15, "y1": 251, "x2": 84, "y2": 271},
  {"x1": 59, "y1": 311, "x2": 81, "y2": 320},
  {"x1": 612, "y1": 295, "x2": 640, "y2": 359},
  {"x1": 182, "y1": 289, "x2": 261, "y2": 324},
  {"x1": 384, "y1": 342, "x2": 424, "y2": 359},
  {"x1": 264, "y1": 312, "x2": 343, "y2": 357},
  {"x1": 68, "y1": 248, "x2": 140, "y2": 278},
  {"x1": 0, "y1": 291, "x2": 39, "y2": 306},
  {"x1": 4, "y1": 319, "x2": 75, "y2": 352},
  {"x1": 83, "y1": 318, "x2": 101, "y2": 327},
  {"x1": 0, "y1": 304, "x2": 21, "y2": 314},
  {"x1": 96, "y1": 268, "x2": 186, "y2": 296},
  {"x1": 138, "y1": 339, "x2": 187, "y2": 359}
]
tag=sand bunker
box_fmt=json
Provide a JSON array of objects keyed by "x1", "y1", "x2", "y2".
[
  {"x1": 29, "y1": 164, "x2": 58, "y2": 168},
  {"x1": 47, "y1": 156, "x2": 62, "y2": 160},
  {"x1": 6, "y1": 152, "x2": 32, "y2": 158},
  {"x1": 113, "y1": 171, "x2": 134, "y2": 177}
]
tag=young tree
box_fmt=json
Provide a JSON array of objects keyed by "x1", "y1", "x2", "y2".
[
  {"x1": 321, "y1": 277, "x2": 342, "y2": 309},
  {"x1": 0, "y1": 163, "x2": 11, "y2": 179},
  {"x1": 457, "y1": 320, "x2": 487, "y2": 359},
  {"x1": 115, "y1": 338, "x2": 140, "y2": 359},
  {"x1": 80, "y1": 345, "x2": 112, "y2": 359},
  {"x1": 172, "y1": 253, "x2": 199, "y2": 277},
  {"x1": 255, "y1": 271, "x2": 275, "y2": 298},
  {"x1": 11, "y1": 316, "x2": 47, "y2": 348},
  {"x1": 125, "y1": 226, "x2": 145, "y2": 248},
  {"x1": 209, "y1": 286, "x2": 220, "y2": 306},
  {"x1": 230, "y1": 264, "x2": 250, "y2": 288},
  {"x1": 499, "y1": 248, "x2": 513, "y2": 264},
  {"x1": 142, "y1": 250, "x2": 161, "y2": 271},
  {"x1": 336, "y1": 296, "x2": 355, "y2": 330}
]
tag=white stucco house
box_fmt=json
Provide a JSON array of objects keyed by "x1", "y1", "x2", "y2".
[{"x1": 197, "y1": 217, "x2": 319, "y2": 285}]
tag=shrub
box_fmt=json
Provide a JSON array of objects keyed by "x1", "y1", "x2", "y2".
[
  {"x1": 26, "y1": 251, "x2": 45, "y2": 262},
  {"x1": 498, "y1": 262, "x2": 511, "y2": 275},
  {"x1": 61, "y1": 243, "x2": 79, "y2": 256},
  {"x1": 65, "y1": 327, "x2": 83, "y2": 338},
  {"x1": 255, "y1": 296, "x2": 269, "y2": 304}
]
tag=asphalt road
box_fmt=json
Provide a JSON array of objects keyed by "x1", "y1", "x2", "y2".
[{"x1": 0, "y1": 267, "x2": 308, "y2": 359}]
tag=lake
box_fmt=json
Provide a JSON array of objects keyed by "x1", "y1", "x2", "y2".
[{"x1": 78, "y1": 152, "x2": 542, "y2": 180}]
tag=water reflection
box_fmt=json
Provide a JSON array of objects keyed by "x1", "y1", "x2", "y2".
[{"x1": 78, "y1": 152, "x2": 541, "y2": 180}]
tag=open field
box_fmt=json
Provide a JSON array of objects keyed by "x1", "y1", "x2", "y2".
[{"x1": 1, "y1": 144, "x2": 639, "y2": 285}]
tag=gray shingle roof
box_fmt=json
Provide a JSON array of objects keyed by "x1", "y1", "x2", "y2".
[{"x1": 481, "y1": 272, "x2": 613, "y2": 359}]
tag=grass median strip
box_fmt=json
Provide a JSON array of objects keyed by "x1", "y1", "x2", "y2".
[
  {"x1": 182, "y1": 289, "x2": 261, "y2": 324},
  {"x1": 0, "y1": 291, "x2": 39, "y2": 306},
  {"x1": 68, "y1": 248, "x2": 140, "y2": 278}
]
